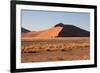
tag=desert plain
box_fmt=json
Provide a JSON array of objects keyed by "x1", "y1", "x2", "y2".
[{"x1": 21, "y1": 37, "x2": 90, "y2": 63}]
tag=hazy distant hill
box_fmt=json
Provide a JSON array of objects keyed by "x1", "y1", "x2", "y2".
[
  {"x1": 21, "y1": 27, "x2": 30, "y2": 33},
  {"x1": 22, "y1": 23, "x2": 89, "y2": 37}
]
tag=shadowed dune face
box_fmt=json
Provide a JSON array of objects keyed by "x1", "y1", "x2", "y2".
[
  {"x1": 22, "y1": 23, "x2": 90, "y2": 37},
  {"x1": 57, "y1": 24, "x2": 90, "y2": 37}
]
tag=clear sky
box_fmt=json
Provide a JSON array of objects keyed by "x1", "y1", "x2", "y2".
[{"x1": 21, "y1": 10, "x2": 90, "y2": 31}]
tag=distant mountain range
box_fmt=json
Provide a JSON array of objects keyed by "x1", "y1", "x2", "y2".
[{"x1": 21, "y1": 23, "x2": 89, "y2": 37}]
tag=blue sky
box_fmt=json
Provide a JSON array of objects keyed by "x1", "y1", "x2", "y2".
[{"x1": 21, "y1": 10, "x2": 90, "y2": 31}]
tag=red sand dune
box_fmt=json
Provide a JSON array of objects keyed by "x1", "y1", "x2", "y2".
[
  {"x1": 22, "y1": 23, "x2": 89, "y2": 37},
  {"x1": 22, "y1": 26, "x2": 62, "y2": 37}
]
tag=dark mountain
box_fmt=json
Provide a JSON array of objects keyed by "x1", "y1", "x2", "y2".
[
  {"x1": 54, "y1": 23, "x2": 90, "y2": 37},
  {"x1": 21, "y1": 27, "x2": 30, "y2": 33}
]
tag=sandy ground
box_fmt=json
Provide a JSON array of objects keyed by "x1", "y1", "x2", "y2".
[{"x1": 21, "y1": 37, "x2": 90, "y2": 63}]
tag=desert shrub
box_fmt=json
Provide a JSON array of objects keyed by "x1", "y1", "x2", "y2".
[
  {"x1": 84, "y1": 45, "x2": 89, "y2": 47},
  {"x1": 56, "y1": 45, "x2": 62, "y2": 48},
  {"x1": 56, "y1": 57, "x2": 64, "y2": 60},
  {"x1": 38, "y1": 46, "x2": 43, "y2": 49},
  {"x1": 61, "y1": 49, "x2": 66, "y2": 51},
  {"x1": 46, "y1": 49, "x2": 52, "y2": 51},
  {"x1": 49, "y1": 45, "x2": 55, "y2": 48},
  {"x1": 28, "y1": 51, "x2": 38, "y2": 53}
]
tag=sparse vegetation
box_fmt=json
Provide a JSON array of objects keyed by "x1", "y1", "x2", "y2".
[{"x1": 21, "y1": 37, "x2": 90, "y2": 63}]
